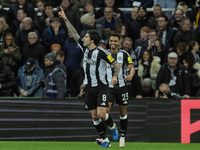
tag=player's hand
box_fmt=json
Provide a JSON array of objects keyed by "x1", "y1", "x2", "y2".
[
  {"x1": 124, "y1": 75, "x2": 133, "y2": 81},
  {"x1": 58, "y1": 6, "x2": 67, "y2": 19},
  {"x1": 111, "y1": 75, "x2": 118, "y2": 85}
]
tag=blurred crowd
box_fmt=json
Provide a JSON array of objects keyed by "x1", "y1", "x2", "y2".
[{"x1": 0, "y1": 0, "x2": 200, "y2": 99}]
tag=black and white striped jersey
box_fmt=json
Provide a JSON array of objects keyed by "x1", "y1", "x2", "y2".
[
  {"x1": 106, "y1": 49, "x2": 133, "y2": 88},
  {"x1": 82, "y1": 45, "x2": 115, "y2": 87}
]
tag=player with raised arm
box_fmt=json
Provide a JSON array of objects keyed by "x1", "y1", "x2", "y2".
[{"x1": 58, "y1": 7, "x2": 121, "y2": 148}]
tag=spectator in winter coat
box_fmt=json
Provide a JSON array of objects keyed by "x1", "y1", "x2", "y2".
[
  {"x1": 0, "y1": 60, "x2": 16, "y2": 96},
  {"x1": 156, "y1": 52, "x2": 191, "y2": 98},
  {"x1": 17, "y1": 58, "x2": 44, "y2": 97},
  {"x1": 0, "y1": 33, "x2": 21, "y2": 74},
  {"x1": 43, "y1": 52, "x2": 67, "y2": 99},
  {"x1": 42, "y1": 17, "x2": 67, "y2": 50},
  {"x1": 7, "y1": 0, "x2": 35, "y2": 25}
]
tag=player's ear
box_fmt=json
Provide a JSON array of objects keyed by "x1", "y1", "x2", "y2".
[{"x1": 91, "y1": 39, "x2": 94, "y2": 43}]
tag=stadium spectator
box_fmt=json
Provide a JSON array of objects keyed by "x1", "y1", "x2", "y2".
[
  {"x1": 147, "y1": 29, "x2": 166, "y2": 63},
  {"x1": 17, "y1": 58, "x2": 44, "y2": 97},
  {"x1": 63, "y1": 32, "x2": 83, "y2": 88},
  {"x1": 0, "y1": 60, "x2": 16, "y2": 96},
  {"x1": 36, "y1": 2, "x2": 58, "y2": 35},
  {"x1": 157, "y1": 14, "x2": 175, "y2": 53},
  {"x1": 123, "y1": 0, "x2": 154, "y2": 8},
  {"x1": 80, "y1": 1, "x2": 96, "y2": 38},
  {"x1": 0, "y1": 33, "x2": 21, "y2": 73},
  {"x1": 176, "y1": 42, "x2": 187, "y2": 63},
  {"x1": 57, "y1": 0, "x2": 82, "y2": 34},
  {"x1": 42, "y1": 17, "x2": 67, "y2": 50},
  {"x1": 124, "y1": 6, "x2": 138, "y2": 26},
  {"x1": 190, "y1": 0, "x2": 200, "y2": 28},
  {"x1": 138, "y1": 50, "x2": 161, "y2": 90},
  {"x1": 176, "y1": 0, "x2": 195, "y2": 8},
  {"x1": 95, "y1": 0, "x2": 123, "y2": 19},
  {"x1": 185, "y1": 41, "x2": 200, "y2": 64},
  {"x1": 69, "y1": 61, "x2": 84, "y2": 97},
  {"x1": 7, "y1": 0, "x2": 35, "y2": 25},
  {"x1": 127, "y1": 7, "x2": 151, "y2": 44},
  {"x1": 182, "y1": 55, "x2": 200, "y2": 97},
  {"x1": 134, "y1": 26, "x2": 150, "y2": 60},
  {"x1": 193, "y1": 61, "x2": 200, "y2": 96},
  {"x1": 15, "y1": 17, "x2": 40, "y2": 49},
  {"x1": 0, "y1": 20, "x2": 10, "y2": 45},
  {"x1": 170, "y1": 9, "x2": 184, "y2": 30},
  {"x1": 43, "y1": 52, "x2": 67, "y2": 99},
  {"x1": 1, "y1": 0, "x2": 16, "y2": 8},
  {"x1": 34, "y1": 0, "x2": 45, "y2": 31},
  {"x1": 21, "y1": 32, "x2": 47, "y2": 68},
  {"x1": 51, "y1": 43, "x2": 62, "y2": 54},
  {"x1": 95, "y1": 6, "x2": 122, "y2": 42},
  {"x1": 156, "y1": 52, "x2": 191, "y2": 98},
  {"x1": 123, "y1": 37, "x2": 138, "y2": 70},
  {"x1": 142, "y1": 78, "x2": 155, "y2": 97},
  {"x1": 176, "y1": 1, "x2": 189, "y2": 17},
  {"x1": 56, "y1": 50, "x2": 65, "y2": 63},
  {"x1": 156, "y1": 0, "x2": 177, "y2": 19},
  {"x1": 155, "y1": 83, "x2": 183, "y2": 99},
  {"x1": 173, "y1": 18, "x2": 196, "y2": 48},
  {"x1": 10, "y1": 8, "x2": 27, "y2": 36},
  {"x1": 149, "y1": 4, "x2": 164, "y2": 29},
  {"x1": 124, "y1": 6, "x2": 138, "y2": 43}
]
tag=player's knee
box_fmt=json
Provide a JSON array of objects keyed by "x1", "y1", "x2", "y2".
[
  {"x1": 97, "y1": 112, "x2": 106, "y2": 120},
  {"x1": 91, "y1": 114, "x2": 98, "y2": 120},
  {"x1": 120, "y1": 112, "x2": 127, "y2": 118}
]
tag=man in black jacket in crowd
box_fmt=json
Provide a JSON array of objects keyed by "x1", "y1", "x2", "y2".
[
  {"x1": 156, "y1": 52, "x2": 190, "y2": 98},
  {"x1": 0, "y1": 61, "x2": 16, "y2": 96}
]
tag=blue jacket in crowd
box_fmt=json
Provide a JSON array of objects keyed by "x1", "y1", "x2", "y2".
[{"x1": 17, "y1": 59, "x2": 44, "y2": 97}]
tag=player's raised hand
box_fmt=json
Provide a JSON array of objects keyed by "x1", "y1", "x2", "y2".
[{"x1": 58, "y1": 6, "x2": 67, "y2": 19}]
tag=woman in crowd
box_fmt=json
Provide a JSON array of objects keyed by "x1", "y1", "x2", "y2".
[
  {"x1": 183, "y1": 55, "x2": 200, "y2": 97},
  {"x1": 0, "y1": 33, "x2": 21, "y2": 74},
  {"x1": 138, "y1": 49, "x2": 161, "y2": 90}
]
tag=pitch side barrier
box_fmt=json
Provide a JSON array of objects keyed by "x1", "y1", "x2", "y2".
[{"x1": 0, "y1": 97, "x2": 198, "y2": 143}]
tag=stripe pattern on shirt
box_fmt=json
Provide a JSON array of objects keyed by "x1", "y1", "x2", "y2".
[{"x1": 107, "y1": 49, "x2": 133, "y2": 88}]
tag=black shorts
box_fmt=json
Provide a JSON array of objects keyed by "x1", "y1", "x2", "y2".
[
  {"x1": 84, "y1": 84, "x2": 109, "y2": 110},
  {"x1": 109, "y1": 86, "x2": 129, "y2": 105}
]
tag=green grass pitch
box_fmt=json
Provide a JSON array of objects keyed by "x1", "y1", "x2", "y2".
[{"x1": 0, "y1": 142, "x2": 200, "y2": 150}]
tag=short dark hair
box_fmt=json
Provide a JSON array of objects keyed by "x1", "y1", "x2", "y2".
[
  {"x1": 109, "y1": 33, "x2": 121, "y2": 41},
  {"x1": 56, "y1": 50, "x2": 65, "y2": 57},
  {"x1": 44, "y1": 2, "x2": 54, "y2": 8},
  {"x1": 158, "y1": 14, "x2": 168, "y2": 22},
  {"x1": 188, "y1": 41, "x2": 197, "y2": 51},
  {"x1": 87, "y1": 30, "x2": 101, "y2": 46}
]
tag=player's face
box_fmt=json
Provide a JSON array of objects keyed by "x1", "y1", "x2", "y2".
[
  {"x1": 83, "y1": 33, "x2": 91, "y2": 47},
  {"x1": 109, "y1": 36, "x2": 120, "y2": 50}
]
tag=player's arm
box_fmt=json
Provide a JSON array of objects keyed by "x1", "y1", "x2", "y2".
[
  {"x1": 124, "y1": 64, "x2": 135, "y2": 81},
  {"x1": 58, "y1": 6, "x2": 80, "y2": 43},
  {"x1": 111, "y1": 61, "x2": 120, "y2": 85}
]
